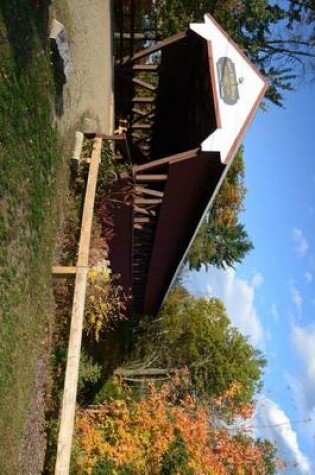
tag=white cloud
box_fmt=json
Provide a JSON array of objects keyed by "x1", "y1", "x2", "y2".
[
  {"x1": 292, "y1": 228, "x2": 309, "y2": 258},
  {"x1": 289, "y1": 280, "x2": 303, "y2": 318},
  {"x1": 203, "y1": 268, "x2": 264, "y2": 345},
  {"x1": 293, "y1": 326, "x2": 315, "y2": 380},
  {"x1": 271, "y1": 303, "x2": 279, "y2": 323},
  {"x1": 304, "y1": 272, "x2": 313, "y2": 284},
  {"x1": 255, "y1": 398, "x2": 311, "y2": 474},
  {"x1": 285, "y1": 324, "x2": 315, "y2": 468},
  {"x1": 292, "y1": 324, "x2": 315, "y2": 412},
  {"x1": 251, "y1": 272, "x2": 263, "y2": 288}
]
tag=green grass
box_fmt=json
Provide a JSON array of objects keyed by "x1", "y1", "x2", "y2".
[{"x1": 0, "y1": 1, "x2": 62, "y2": 473}]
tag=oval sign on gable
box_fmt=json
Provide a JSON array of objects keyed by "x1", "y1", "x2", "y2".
[{"x1": 217, "y1": 57, "x2": 239, "y2": 105}]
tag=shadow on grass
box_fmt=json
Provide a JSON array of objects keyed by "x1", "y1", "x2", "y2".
[
  {"x1": 0, "y1": 0, "x2": 51, "y2": 71},
  {"x1": 0, "y1": 0, "x2": 66, "y2": 117},
  {"x1": 50, "y1": 40, "x2": 66, "y2": 117}
]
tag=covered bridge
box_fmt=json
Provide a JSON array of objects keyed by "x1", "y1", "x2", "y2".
[{"x1": 109, "y1": 13, "x2": 268, "y2": 317}]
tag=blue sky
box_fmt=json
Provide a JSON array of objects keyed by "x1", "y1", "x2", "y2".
[{"x1": 186, "y1": 83, "x2": 315, "y2": 473}]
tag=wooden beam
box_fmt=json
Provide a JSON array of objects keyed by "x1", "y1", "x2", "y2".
[
  {"x1": 132, "y1": 107, "x2": 147, "y2": 116},
  {"x1": 134, "y1": 205, "x2": 149, "y2": 215},
  {"x1": 132, "y1": 108, "x2": 155, "y2": 118},
  {"x1": 52, "y1": 266, "x2": 77, "y2": 279},
  {"x1": 132, "y1": 63, "x2": 159, "y2": 71},
  {"x1": 132, "y1": 77, "x2": 157, "y2": 91},
  {"x1": 135, "y1": 174, "x2": 167, "y2": 182},
  {"x1": 134, "y1": 198, "x2": 163, "y2": 205},
  {"x1": 114, "y1": 32, "x2": 159, "y2": 41},
  {"x1": 132, "y1": 134, "x2": 151, "y2": 143},
  {"x1": 99, "y1": 133, "x2": 126, "y2": 141},
  {"x1": 125, "y1": 31, "x2": 187, "y2": 63},
  {"x1": 135, "y1": 186, "x2": 164, "y2": 198},
  {"x1": 133, "y1": 133, "x2": 152, "y2": 140},
  {"x1": 132, "y1": 123, "x2": 152, "y2": 129},
  {"x1": 134, "y1": 217, "x2": 153, "y2": 224},
  {"x1": 134, "y1": 205, "x2": 156, "y2": 216},
  {"x1": 55, "y1": 137, "x2": 102, "y2": 475},
  {"x1": 132, "y1": 96, "x2": 155, "y2": 103},
  {"x1": 133, "y1": 223, "x2": 143, "y2": 230},
  {"x1": 133, "y1": 148, "x2": 199, "y2": 173}
]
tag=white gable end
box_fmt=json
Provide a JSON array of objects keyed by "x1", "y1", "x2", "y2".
[{"x1": 190, "y1": 14, "x2": 267, "y2": 164}]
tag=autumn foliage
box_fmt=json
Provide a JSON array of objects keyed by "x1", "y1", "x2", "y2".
[
  {"x1": 73, "y1": 372, "x2": 282, "y2": 475},
  {"x1": 84, "y1": 268, "x2": 128, "y2": 342}
]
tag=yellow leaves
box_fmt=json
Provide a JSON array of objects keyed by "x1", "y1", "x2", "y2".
[
  {"x1": 88, "y1": 267, "x2": 110, "y2": 284},
  {"x1": 84, "y1": 269, "x2": 128, "y2": 341},
  {"x1": 88, "y1": 268, "x2": 98, "y2": 283}
]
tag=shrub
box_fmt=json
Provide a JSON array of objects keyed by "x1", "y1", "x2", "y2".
[
  {"x1": 93, "y1": 376, "x2": 124, "y2": 404},
  {"x1": 78, "y1": 350, "x2": 102, "y2": 392},
  {"x1": 74, "y1": 373, "x2": 282, "y2": 475},
  {"x1": 84, "y1": 268, "x2": 128, "y2": 342}
]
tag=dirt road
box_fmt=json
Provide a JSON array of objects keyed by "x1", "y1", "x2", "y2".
[{"x1": 54, "y1": 0, "x2": 114, "y2": 135}]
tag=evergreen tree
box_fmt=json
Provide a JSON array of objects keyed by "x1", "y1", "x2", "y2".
[{"x1": 188, "y1": 148, "x2": 253, "y2": 270}]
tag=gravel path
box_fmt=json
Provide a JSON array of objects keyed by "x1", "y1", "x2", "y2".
[{"x1": 54, "y1": 0, "x2": 114, "y2": 135}]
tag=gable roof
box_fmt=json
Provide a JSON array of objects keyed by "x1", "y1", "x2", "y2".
[{"x1": 191, "y1": 14, "x2": 268, "y2": 164}]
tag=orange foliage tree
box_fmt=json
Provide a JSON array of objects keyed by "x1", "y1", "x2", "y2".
[{"x1": 72, "y1": 372, "x2": 282, "y2": 475}]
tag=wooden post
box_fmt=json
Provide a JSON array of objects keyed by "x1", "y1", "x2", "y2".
[
  {"x1": 52, "y1": 266, "x2": 77, "y2": 278},
  {"x1": 54, "y1": 137, "x2": 102, "y2": 475}
]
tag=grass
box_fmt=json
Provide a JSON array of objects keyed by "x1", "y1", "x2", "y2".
[{"x1": 0, "y1": 1, "x2": 63, "y2": 473}]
